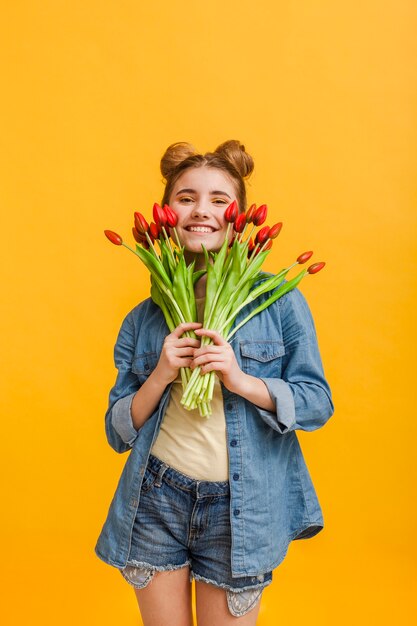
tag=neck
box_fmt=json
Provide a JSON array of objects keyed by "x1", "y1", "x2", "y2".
[{"x1": 194, "y1": 273, "x2": 207, "y2": 298}]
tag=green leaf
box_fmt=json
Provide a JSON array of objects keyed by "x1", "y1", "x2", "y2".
[
  {"x1": 135, "y1": 244, "x2": 172, "y2": 289},
  {"x1": 212, "y1": 228, "x2": 230, "y2": 283},
  {"x1": 172, "y1": 254, "x2": 193, "y2": 321},
  {"x1": 186, "y1": 261, "x2": 197, "y2": 321},
  {"x1": 150, "y1": 278, "x2": 175, "y2": 331},
  {"x1": 192, "y1": 269, "x2": 207, "y2": 285},
  {"x1": 226, "y1": 269, "x2": 308, "y2": 340}
]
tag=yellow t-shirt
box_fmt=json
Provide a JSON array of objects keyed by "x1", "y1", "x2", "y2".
[{"x1": 150, "y1": 298, "x2": 229, "y2": 481}]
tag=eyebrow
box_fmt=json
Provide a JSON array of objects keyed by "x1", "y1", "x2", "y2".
[{"x1": 175, "y1": 188, "x2": 232, "y2": 199}]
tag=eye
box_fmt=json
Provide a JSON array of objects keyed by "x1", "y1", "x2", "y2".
[
  {"x1": 179, "y1": 196, "x2": 194, "y2": 204},
  {"x1": 213, "y1": 198, "x2": 228, "y2": 205}
]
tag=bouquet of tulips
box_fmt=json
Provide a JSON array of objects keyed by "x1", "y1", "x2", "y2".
[{"x1": 105, "y1": 201, "x2": 325, "y2": 417}]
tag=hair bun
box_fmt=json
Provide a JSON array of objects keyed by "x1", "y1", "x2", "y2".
[
  {"x1": 214, "y1": 140, "x2": 254, "y2": 179},
  {"x1": 160, "y1": 142, "x2": 198, "y2": 181}
]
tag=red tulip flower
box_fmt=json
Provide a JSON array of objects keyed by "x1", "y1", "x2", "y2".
[
  {"x1": 104, "y1": 230, "x2": 123, "y2": 245},
  {"x1": 252, "y1": 204, "x2": 268, "y2": 226},
  {"x1": 234, "y1": 213, "x2": 246, "y2": 233},
  {"x1": 163, "y1": 204, "x2": 178, "y2": 228},
  {"x1": 268, "y1": 222, "x2": 283, "y2": 239},
  {"x1": 255, "y1": 225, "x2": 270, "y2": 245},
  {"x1": 153, "y1": 203, "x2": 167, "y2": 228},
  {"x1": 132, "y1": 226, "x2": 147, "y2": 244},
  {"x1": 307, "y1": 262, "x2": 326, "y2": 274},
  {"x1": 149, "y1": 222, "x2": 161, "y2": 240},
  {"x1": 134, "y1": 212, "x2": 149, "y2": 235},
  {"x1": 246, "y1": 204, "x2": 257, "y2": 223},
  {"x1": 224, "y1": 200, "x2": 239, "y2": 223},
  {"x1": 297, "y1": 251, "x2": 313, "y2": 264}
]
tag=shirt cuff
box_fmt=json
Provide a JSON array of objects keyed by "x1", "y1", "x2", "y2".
[
  {"x1": 110, "y1": 392, "x2": 139, "y2": 446},
  {"x1": 257, "y1": 378, "x2": 296, "y2": 434}
]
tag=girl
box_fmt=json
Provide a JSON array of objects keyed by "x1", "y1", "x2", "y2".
[{"x1": 95, "y1": 140, "x2": 334, "y2": 625}]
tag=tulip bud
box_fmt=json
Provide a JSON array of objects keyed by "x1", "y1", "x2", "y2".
[
  {"x1": 248, "y1": 237, "x2": 255, "y2": 252},
  {"x1": 252, "y1": 204, "x2": 268, "y2": 226},
  {"x1": 132, "y1": 226, "x2": 146, "y2": 244},
  {"x1": 163, "y1": 204, "x2": 178, "y2": 227},
  {"x1": 134, "y1": 212, "x2": 149, "y2": 234},
  {"x1": 255, "y1": 225, "x2": 270, "y2": 245},
  {"x1": 263, "y1": 240, "x2": 273, "y2": 251},
  {"x1": 234, "y1": 213, "x2": 246, "y2": 233},
  {"x1": 307, "y1": 262, "x2": 326, "y2": 274},
  {"x1": 224, "y1": 200, "x2": 239, "y2": 223},
  {"x1": 153, "y1": 203, "x2": 167, "y2": 227},
  {"x1": 297, "y1": 251, "x2": 313, "y2": 264},
  {"x1": 246, "y1": 204, "x2": 257, "y2": 223},
  {"x1": 268, "y1": 222, "x2": 283, "y2": 239},
  {"x1": 149, "y1": 222, "x2": 160, "y2": 240},
  {"x1": 104, "y1": 230, "x2": 123, "y2": 245}
]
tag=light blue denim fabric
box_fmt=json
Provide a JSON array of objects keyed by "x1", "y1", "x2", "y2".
[{"x1": 95, "y1": 282, "x2": 334, "y2": 578}]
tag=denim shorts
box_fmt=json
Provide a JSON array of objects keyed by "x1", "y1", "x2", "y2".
[{"x1": 120, "y1": 454, "x2": 273, "y2": 617}]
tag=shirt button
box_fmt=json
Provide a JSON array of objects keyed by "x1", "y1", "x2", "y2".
[
  {"x1": 226, "y1": 403, "x2": 233, "y2": 411},
  {"x1": 233, "y1": 473, "x2": 240, "y2": 481},
  {"x1": 234, "y1": 509, "x2": 240, "y2": 516},
  {"x1": 230, "y1": 439, "x2": 237, "y2": 447}
]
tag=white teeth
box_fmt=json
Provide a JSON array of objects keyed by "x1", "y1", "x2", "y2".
[{"x1": 188, "y1": 226, "x2": 214, "y2": 233}]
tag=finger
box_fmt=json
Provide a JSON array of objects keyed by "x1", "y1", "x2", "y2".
[
  {"x1": 194, "y1": 328, "x2": 227, "y2": 345},
  {"x1": 173, "y1": 347, "x2": 199, "y2": 358},
  {"x1": 199, "y1": 361, "x2": 225, "y2": 374},
  {"x1": 192, "y1": 353, "x2": 226, "y2": 367},
  {"x1": 172, "y1": 357, "x2": 194, "y2": 369},
  {"x1": 193, "y1": 345, "x2": 224, "y2": 358},
  {"x1": 171, "y1": 322, "x2": 203, "y2": 338},
  {"x1": 166, "y1": 337, "x2": 201, "y2": 349}
]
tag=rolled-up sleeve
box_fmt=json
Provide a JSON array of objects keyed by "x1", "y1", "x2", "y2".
[
  {"x1": 256, "y1": 288, "x2": 334, "y2": 434},
  {"x1": 104, "y1": 312, "x2": 141, "y2": 453}
]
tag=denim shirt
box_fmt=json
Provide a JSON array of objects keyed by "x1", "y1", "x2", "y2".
[{"x1": 94, "y1": 284, "x2": 334, "y2": 577}]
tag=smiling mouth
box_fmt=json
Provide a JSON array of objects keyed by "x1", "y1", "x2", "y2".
[{"x1": 186, "y1": 226, "x2": 216, "y2": 233}]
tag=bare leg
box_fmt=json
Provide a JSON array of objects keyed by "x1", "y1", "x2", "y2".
[
  {"x1": 195, "y1": 580, "x2": 261, "y2": 626},
  {"x1": 133, "y1": 566, "x2": 193, "y2": 626}
]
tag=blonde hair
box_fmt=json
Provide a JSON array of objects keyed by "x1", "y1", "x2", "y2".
[{"x1": 160, "y1": 140, "x2": 254, "y2": 212}]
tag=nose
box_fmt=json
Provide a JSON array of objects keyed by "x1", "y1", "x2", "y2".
[{"x1": 191, "y1": 201, "x2": 210, "y2": 219}]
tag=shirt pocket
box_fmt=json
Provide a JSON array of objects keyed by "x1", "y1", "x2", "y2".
[
  {"x1": 131, "y1": 352, "x2": 159, "y2": 385},
  {"x1": 239, "y1": 341, "x2": 285, "y2": 378}
]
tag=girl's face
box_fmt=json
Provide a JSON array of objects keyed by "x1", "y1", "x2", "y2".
[{"x1": 168, "y1": 166, "x2": 237, "y2": 261}]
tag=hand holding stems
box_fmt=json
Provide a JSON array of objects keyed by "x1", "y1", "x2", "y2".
[
  {"x1": 191, "y1": 328, "x2": 243, "y2": 392},
  {"x1": 129, "y1": 321, "x2": 201, "y2": 431},
  {"x1": 154, "y1": 322, "x2": 202, "y2": 386}
]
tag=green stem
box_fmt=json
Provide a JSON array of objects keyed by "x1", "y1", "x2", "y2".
[{"x1": 162, "y1": 226, "x2": 176, "y2": 265}]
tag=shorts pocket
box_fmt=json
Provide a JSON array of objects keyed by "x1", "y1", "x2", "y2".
[
  {"x1": 140, "y1": 466, "x2": 157, "y2": 493},
  {"x1": 239, "y1": 341, "x2": 285, "y2": 378},
  {"x1": 120, "y1": 565, "x2": 155, "y2": 589}
]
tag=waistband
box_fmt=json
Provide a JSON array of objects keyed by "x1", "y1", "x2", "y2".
[{"x1": 147, "y1": 454, "x2": 230, "y2": 497}]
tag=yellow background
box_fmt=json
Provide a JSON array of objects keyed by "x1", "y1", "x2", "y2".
[{"x1": 1, "y1": 1, "x2": 416, "y2": 624}]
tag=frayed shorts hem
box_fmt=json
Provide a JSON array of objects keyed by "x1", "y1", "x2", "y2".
[
  {"x1": 120, "y1": 561, "x2": 267, "y2": 617},
  {"x1": 191, "y1": 572, "x2": 266, "y2": 617},
  {"x1": 119, "y1": 560, "x2": 190, "y2": 589},
  {"x1": 190, "y1": 571, "x2": 269, "y2": 594}
]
